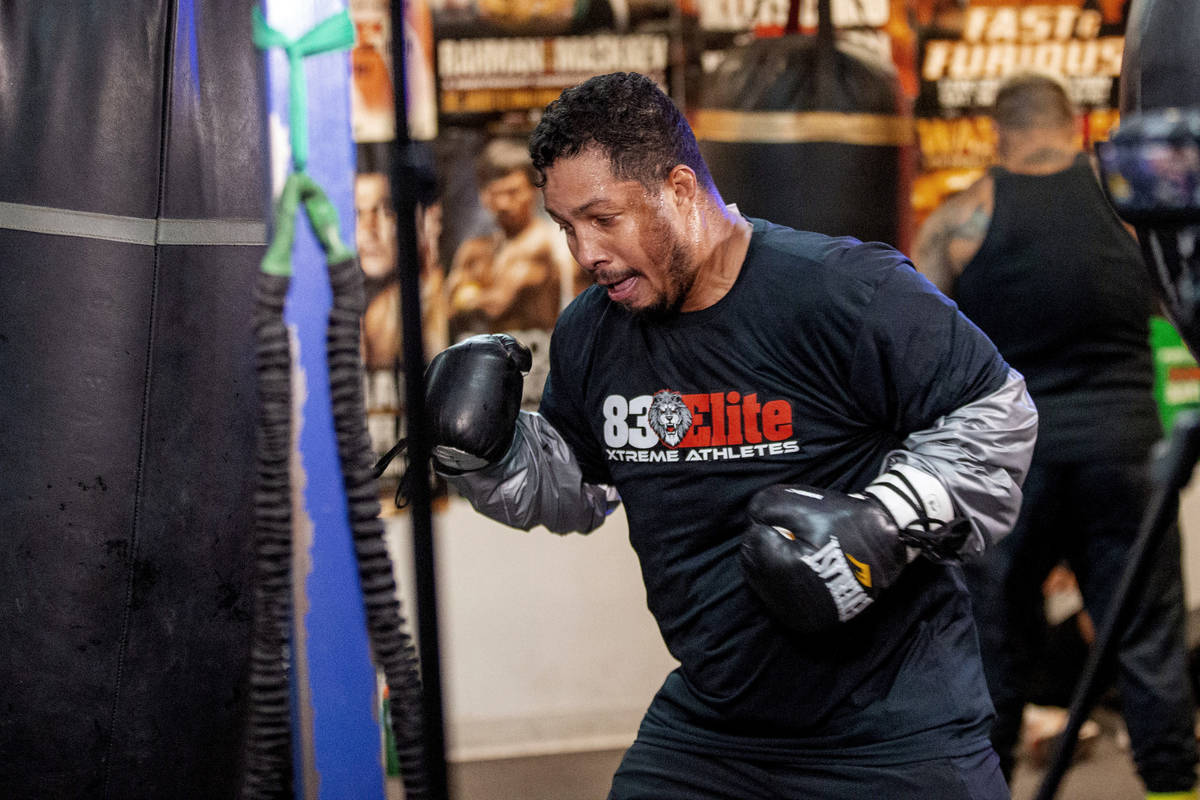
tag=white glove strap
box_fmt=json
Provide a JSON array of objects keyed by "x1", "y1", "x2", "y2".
[
  {"x1": 861, "y1": 464, "x2": 954, "y2": 563},
  {"x1": 863, "y1": 462, "x2": 954, "y2": 531}
]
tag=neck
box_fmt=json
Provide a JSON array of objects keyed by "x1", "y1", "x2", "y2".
[
  {"x1": 680, "y1": 198, "x2": 753, "y2": 313},
  {"x1": 500, "y1": 219, "x2": 532, "y2": 241}
]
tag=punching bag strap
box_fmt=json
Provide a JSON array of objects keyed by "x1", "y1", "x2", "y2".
[
  {"x1": 784, "y1": 0, "x2": 834, "y2": 41},
  {"x1": 781, "y1": 0, "x2": 836, "y2": 107},
  {"x1": 242, "y1": 168, "x2": 358, "y2": 800},
  {"x1": 814, "y1": 0, "x2": 835, "y2": 108},
  {"x1": 260, "y1": 172, "x2": 304, "y2": 276},
  {"x1": 298, "y1": 177, "x2": 355, "y2": 265},
  {"x1": 785, "y1": 0, "x2": 800, "y2": 34},
  {"x1": 241, "y1": 172, "x2": 300, "y2": 800},
  {"x1": 262, "y1": 171, "x2": 354, "y2": 270},
  {"x1": 254, "y1": 7, "x2": 440, "y2": 796}
]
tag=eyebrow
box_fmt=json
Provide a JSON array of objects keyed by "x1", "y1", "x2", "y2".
[{"x1": 548, "y1": 198, "x2": 613, "y2": 222}]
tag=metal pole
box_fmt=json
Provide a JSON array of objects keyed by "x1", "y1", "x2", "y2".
[{"x1": 387, "y1": 2, "x2": 450, "y2": 798}]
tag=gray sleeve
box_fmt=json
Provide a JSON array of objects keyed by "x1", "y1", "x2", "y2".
[
  {"x1": 882, "y1": 368, "x2": 1038, "y2": 556},
  {"x1": 440, "y1": 410, "x2": 621, "y2": 535}
]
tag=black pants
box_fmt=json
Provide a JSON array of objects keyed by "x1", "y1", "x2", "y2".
[
  {"x1": 965, "y1": 459, "x2": 1198, "y2": 792},
  {"x1": 608, "y1": 740, "x2": 1008, "y2": 800}
]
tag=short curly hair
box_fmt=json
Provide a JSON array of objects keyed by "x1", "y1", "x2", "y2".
[{"x1": 528, "y1": 72, "x2": 716, "y2": 192}]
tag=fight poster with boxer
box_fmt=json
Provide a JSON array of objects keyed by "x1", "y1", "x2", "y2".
[
  {"x1": 431, "y1": 0, "x2": 678, "y2": 410},
  {"x1": 348, "y1": 0, "x2": 445, "y2": 505},
  {"x1": 911, "y1": 0, "x2": 1130, "y2": 228}
]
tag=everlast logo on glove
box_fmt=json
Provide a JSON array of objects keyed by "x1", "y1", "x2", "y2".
[
  {"x1": 797, "y1": 535, "x2": 875, "y2": 622},
  {"x1": 741, "y1": 481, "x2": 933, "y2": 635}
]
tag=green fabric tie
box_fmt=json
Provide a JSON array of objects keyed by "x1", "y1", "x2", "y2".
[
  {"x1": 261, "y1": 172, "x2": 356, "y2": 276},
  {"x1": 253, "y1": 7, "x2": 358, "y2": 276},
  {"x1": 251, "y1": 6, "x2": 355, "y2": 174},
  {"x1": 261, "y1": 172, "x2": 303, "y2": 276},
  {"x1": 299, "y1": 174, "x2": 355, "y2": 264}
]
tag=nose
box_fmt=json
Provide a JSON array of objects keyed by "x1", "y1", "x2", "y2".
[
  {"x1": 493, "y1": 191, "x2": 516, "y2": 213},
  {"x1": 357, "y1": 211, "x2": 379, "y2": 243},
  {"x1": 571, "y1": 229, "x2": 608, "y2": 273}
]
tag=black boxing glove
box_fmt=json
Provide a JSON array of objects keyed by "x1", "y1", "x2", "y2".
[
  {"x1": 740, "y1": 464, "x2": 970, "y2": 634},
  {"x1": 425, "y1": 333, "x2": 531, "y2": 473}
]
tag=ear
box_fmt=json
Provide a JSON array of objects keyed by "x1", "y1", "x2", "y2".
[{"x1": 665, "y1": 164, "x2": 698, "y2": 209}]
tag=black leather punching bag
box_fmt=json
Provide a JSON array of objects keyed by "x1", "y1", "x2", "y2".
[
  {"x1": 693, "y1": 0, "x2": 912, "y2": 250},
  {"x1": 0, "y1": 3, "x2": 266, "y2": 798}
]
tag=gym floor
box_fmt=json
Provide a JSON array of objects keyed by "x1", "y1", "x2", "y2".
[{"x1": 385, "y1": 704, "x2": 1162, "y2": 799}]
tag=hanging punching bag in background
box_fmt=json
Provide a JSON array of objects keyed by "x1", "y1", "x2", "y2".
[
  {"x1": 0, "y1": 3, "x2": 266, "y2": 798},
  {"x1": 693, "y1": 0, "x2": 913, "y2": 251}
]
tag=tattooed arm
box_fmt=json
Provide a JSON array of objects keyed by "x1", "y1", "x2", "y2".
[{"x1": 913, "y1": 174, "x2": 995, "y2": 299}]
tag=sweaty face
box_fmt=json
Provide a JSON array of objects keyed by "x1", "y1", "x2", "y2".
[
  {"x1": 542, "y1": 148, "x2": 696, "y2": 316},
  {"x1": 354, "y1": 173, "x2": 398, "y2": 280}
]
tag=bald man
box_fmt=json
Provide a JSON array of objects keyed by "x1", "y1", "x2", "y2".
[{"x1": 915, "y1": 71, "x2": 1198, "y2": 798}]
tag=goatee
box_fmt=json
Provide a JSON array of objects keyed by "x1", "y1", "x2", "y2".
[{"x1": 632, "y1": 240, "x2": 695, "y2": 320}]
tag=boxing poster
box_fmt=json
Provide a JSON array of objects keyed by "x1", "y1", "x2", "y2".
[
  {"x1": 429, "y1": 0, "x2": 678, "y2": 410},
  {"x1": 348, "y1": 0, "x2": 681, "y2": 497},
  {"x1": 911, "y1": 0, "x2": 1130, "y2": 227},
  {"x1": 690, "y1": 1, "x2": 1132, "y2": 242},
  {"x1": 433, "y1": 129, "x2": 576, "y2": 410},
  {"x1": 349, "y1": 0, "x2": 444, "y2": 504}
]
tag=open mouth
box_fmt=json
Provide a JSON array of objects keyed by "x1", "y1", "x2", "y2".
[{"x1": 604, "y1": 275, "x2": 638, "y2": 302}]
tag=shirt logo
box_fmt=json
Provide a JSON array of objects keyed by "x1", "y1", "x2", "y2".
[
  {"x1": 647, "y1": 390, "x2": 693, "y2": 447},
  {"x1": 603, "y1": 389, "x2": 799, "y2": 463}
]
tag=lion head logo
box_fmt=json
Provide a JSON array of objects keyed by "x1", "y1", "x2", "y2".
[{"x1": 648, "y1": 390, "x2": 693, "y2": 448}]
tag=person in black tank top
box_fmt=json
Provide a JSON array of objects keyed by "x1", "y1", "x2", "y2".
[{"x1": 915, "y1": 71, "x2": 1198, "y2": 796}]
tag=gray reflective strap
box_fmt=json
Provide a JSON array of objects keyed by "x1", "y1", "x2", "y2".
[
  {"x1": 0, "y1": 201, "x2": 268, "y2": 246},
  {"x1": 155, "y1": 217, "x2": 268, "y2": 246}
]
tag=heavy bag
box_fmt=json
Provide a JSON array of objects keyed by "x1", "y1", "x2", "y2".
[
  {"x1": 693, "y1": 30, "x2": 913, "y2": 251},
  {"x1": 0, "y1": 3, "x2": 265, "y2": 798}
]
